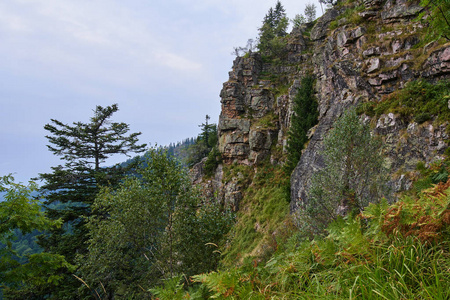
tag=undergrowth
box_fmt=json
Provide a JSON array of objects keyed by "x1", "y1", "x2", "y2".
[
  {"x1": 221, "y1": 162, "x2": 291, "y2": 266},
  {"x1": 357, "y1": 79, "x2": 450, "y2": 123},
  {"x1": 152, "y1": 175, "x2": 450, "y2": 299}
]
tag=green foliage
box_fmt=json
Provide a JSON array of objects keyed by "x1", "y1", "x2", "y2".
[
  {"x1": 221, "y1": 163, "x2": 291, "y2": 266},
  {"x1": 252, "y1": 112, "x2": 278, "y2": 130},
  {"x1": 181, "y1": 180, "x2": 450, "y2": 299},
  {"x1": 149, "y1": 275, "x2": 186, "y2": 300},
  {"x1": 358, "y1": 79, "x2": 450, "y2": 123},
  {"x1": 413, "y1": 160, "x2": 449, "y2": 194},
  {"x1": 0, "y1": 175, "x2": 75, "y2": 298},
  {"x1": 184, "y1": 115, "x2": 219, "y2": 168},
  {"x1": 79, "y1": 149, "x2": 233, "y2": 298},
  {"x1": 329, "y1": 3, "x2": 365, "y2": 29},
  {"x1": 304, "y1": 3, "x2": 317, "y2": 23},
  {"x1": 257, "y1": 1, "x2": 289, "y2": 57},
  {"x1": 285, "y1": 74, "x2": 319, "y2": 174},
  {"x1": 417, "y1": 0, "x2": 450, "y2": 41},
  {"x1": 203, "y1": 146, "x2": 222, "y2": 177},
  {"x1": 298, "y1": 109, "x2": 390, "y2": 237},
  {"x1": 292, "y1": 13, "x2": 306, "y2": 29},
  {"x1": 36, "y1": 103, "x2": 146, "y2": 298}
]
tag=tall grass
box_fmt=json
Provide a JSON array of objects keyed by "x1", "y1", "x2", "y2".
[{"x1": 153, "y1": 178, "x2": 450, "y2": 299}]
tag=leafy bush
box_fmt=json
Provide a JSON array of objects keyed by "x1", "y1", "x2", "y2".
[
  {"x1": 204, "y1": 146, "x2": 222, "y2": 177},
  {"x1": 298, "y1": 109, "x2": 390, "y2": 237}
]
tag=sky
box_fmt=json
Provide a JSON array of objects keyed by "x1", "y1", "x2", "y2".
[{"x1": 0, "y1": 0, "x2": 321, "y2": 184}]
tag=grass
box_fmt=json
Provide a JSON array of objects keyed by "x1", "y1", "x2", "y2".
[
  {"x1": 220, "y1": 162, "x2": 291, "y2": 266},
  {"x1": 186, "y1": 177, "x2": 450, "y2": 299},
  {"x1": 152, "y1": 161, "x2": 450, "y2": 299},
  {"x1": 357, "y1": 79, "x2": 450, "y2": 123},
  {"x1": 329, "y1": 3, "x2": 365, "y2": 30},
  {"x1": 251, "y1": 112, "x2": 278, "y2": 130}
]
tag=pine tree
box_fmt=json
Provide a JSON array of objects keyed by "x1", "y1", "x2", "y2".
[
  {"x1": 36, "y1": 104, "x2": 146, "y2": 297},
  {"x1": 257, "y1": 1, "x2": 288, "y2": 55},
  {"x1": 285, "y1": 74, "x2": 319, "y2": 174},
  {"x1": 304, "y1": 3, "x2": 317, "y2": 23},
  {"x1": 185, "y1": 115, "x2": 218, "y2": 167}
]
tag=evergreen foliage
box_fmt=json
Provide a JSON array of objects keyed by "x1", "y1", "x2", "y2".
[
  {"x1": 292, "y1": 14, "x2": 307, "y2": 29},
  {"x1": 203, "y1": 146, "x2": 222, "y2": 177},
  {"x1": 304, "y1": 3, "x2": 317, "y2": 23},
  {"x1": 257, "y1": 1, "x2": 289, "y2": 56},
  {"x1": 298, "y1": 109, "x2": 390, "y2": 237},
  {"x1": 285, "y1": 74, "x2": 319, "y2": 174},
  {"x1": 36, "y1": 104, "x2": 146, "y2": 297},
  {"x1": 184, "y1": 115, "x2": 219, "y2": 168}
]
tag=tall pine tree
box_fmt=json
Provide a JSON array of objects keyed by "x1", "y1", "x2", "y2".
[{"x1": 37, "y1": 104, "x2": 146, "y2": 298}]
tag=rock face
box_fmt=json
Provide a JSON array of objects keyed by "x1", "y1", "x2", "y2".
[{"x1": 208, "y1": 0, "x2": 450, "y2": 212}]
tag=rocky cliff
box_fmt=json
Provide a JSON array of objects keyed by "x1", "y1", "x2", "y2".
[{"x1": 195, "y1": 0, "x2": 449, "y2": 217}]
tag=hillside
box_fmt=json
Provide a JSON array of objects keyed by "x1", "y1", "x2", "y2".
[
  {"x1": 180, "y1": 0, "x2": 450, "y2": 298},
  {"x1": 1, "y1": 0, "x2": 449, "y2": 298},
  {"x1": 190, "y1": 0, "x2": 449, "y2": 260}
]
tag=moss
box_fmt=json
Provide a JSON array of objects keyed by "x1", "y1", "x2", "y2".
[
  {"x1": 251, "y1": 112, "x2": 278, "y2": 130},
  {"x1": 330, "y1": 3, "x2": 365, "y2": 29}
]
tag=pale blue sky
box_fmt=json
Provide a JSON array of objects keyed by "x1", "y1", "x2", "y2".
[{"x1": 0, "y1": 0, "x2": 320, "y2": 183}]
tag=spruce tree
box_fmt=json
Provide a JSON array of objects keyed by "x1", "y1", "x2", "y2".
[
  {"x1": 258, "y1": 1, "x2": 288, "y2": 55},
  {"x1": 285, "y1": 74, "x2": 319, "y2": 174},
  {"x1": 36, "y1": 104, "x2": 146, "y2": 297}
]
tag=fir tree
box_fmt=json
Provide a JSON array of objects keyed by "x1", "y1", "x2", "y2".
[
  {"x1": 258, "y1": 1, "x2": 288, "y2": 55},
  {"x1": 36, "y1": 104, "x2": 146, "y2": 297},
  {"x1": 285, "y1": 74, "x2": 319, "y2": 174}
]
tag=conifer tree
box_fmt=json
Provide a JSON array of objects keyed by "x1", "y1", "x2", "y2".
[
  {"x1": 36, "y1": 104, "x2": 146, "y2": 297},
  {"x1": 185, "y1": 115, "x2": 218, "y2": 167},
  {"x1": 285, "y1": 74, "x2": 319, "y2": 174},
  {"x1": 258, "y1": 1, "x2": 289, "y2": 55},
  {"x1": 305, "y1": 3, "x2": 317, "y2": 23}
]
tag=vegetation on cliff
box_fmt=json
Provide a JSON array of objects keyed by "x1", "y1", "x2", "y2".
[
  {"x1": 284, "y1": 74, "x2": 319, "y2": 174},
  {"x1": 1, "y1": 0, "x2": 450, "y2": 298}
]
